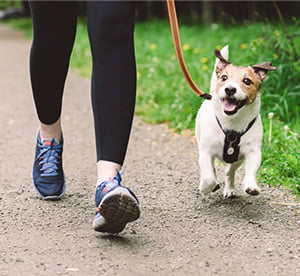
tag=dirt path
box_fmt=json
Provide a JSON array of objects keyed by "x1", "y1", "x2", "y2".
[{"x1": 0, "y1": 24, "x2": 299, "y2": 276}]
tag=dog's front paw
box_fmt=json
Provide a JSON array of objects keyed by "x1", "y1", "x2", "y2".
[
  {"x1": 199, "y1": 181, "x2": 221, "y2": 195},
  {"x1": 223, "y1": 188, "x2": 236, "y2": 199},
  {"x1": 244, "y1": 186, "x2": 261, "y2": 196}
]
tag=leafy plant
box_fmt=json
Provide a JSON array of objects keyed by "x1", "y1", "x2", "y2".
[{"x1": 260, "y1": 113, "x2": 300, "y2": 194}]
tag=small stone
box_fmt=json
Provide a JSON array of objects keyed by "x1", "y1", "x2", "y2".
[{"x1": 66, "y1": 268, "x2": 79, "y2": 272}]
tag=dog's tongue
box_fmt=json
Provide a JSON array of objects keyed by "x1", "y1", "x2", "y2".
[{"x1": 223, "y1": 98, "x2": 238, "y2": 112}]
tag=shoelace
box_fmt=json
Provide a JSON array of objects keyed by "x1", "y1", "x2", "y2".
[{"x1": 36, "y1": 139, "x2": 62, "y2": 177}]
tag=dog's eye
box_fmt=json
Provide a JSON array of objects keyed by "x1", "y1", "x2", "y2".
[
  {"x1": 243, "y1": 78, "x2": 253, "y2": 85},
  {"x1": 221, "y1": 75, "x2": 228, "y2": 82}
]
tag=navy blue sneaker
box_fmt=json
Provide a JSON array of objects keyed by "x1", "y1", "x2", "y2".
[
  {"x1": 93, "y1": 172, "x2": 140, "y2": 233},
  {"x1": 32, "y1": 131, "x2": 65, "y2": 200}
]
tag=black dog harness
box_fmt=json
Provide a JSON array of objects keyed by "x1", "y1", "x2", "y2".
[{"x1": 216, "y1": 116, "x2": 257, "y2": 163}]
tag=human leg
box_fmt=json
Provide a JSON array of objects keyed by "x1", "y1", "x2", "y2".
[
  {"x1": 87, "y1": 1, "x2": 139, "y2": 232},
  {"x1": 29, "y1": 0, "x2": 77, "y2": 138},
  {"x1": 29, "y1": 1, "x2": 77, "y2": 199},
  {"x1": 87, "y1": 0, "x2": 136, "y2": 172}
]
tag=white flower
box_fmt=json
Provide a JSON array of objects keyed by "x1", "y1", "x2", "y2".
[
  {"x1": 211, "y1": 23, "x2": 218, "y2": 31},
  {"x1": 283, "y1": 125, "x2": 290, "y2": 132}
]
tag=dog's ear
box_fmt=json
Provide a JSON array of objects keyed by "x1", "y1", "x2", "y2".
[
  {"x1": 214, "y1": 49, "x2": 231, "y2": 74},
  {"x1": 251, "y1": 62, "x2": 277, "y2": 81}
]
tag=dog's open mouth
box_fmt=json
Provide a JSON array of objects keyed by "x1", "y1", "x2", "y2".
[{"x1": 221, "y1": 98, "x2": 247, "y2": 115}]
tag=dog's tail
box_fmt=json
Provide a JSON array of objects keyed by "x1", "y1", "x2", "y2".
[{"x1": 210, "y1": 45, "x2": 229, "y2": 94}]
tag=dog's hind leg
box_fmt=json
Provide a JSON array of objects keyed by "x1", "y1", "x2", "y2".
[{"x1": 224, "y1": 160, "x2": 242, "y2": 198}]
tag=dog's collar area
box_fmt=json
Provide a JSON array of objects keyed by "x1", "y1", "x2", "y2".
[
  {"x1": 216, "y1": 116, "x2": 257, "y2": 163},
  {"x1": 200, "y1": 93, "x2": 212, "y2": 100}
]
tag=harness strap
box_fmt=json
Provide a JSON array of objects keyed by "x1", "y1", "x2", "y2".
[
  {"x1": 166, "y1": 0, "x2": 212, "y2": 100},
  {"x1": 216, "y1": 116, "x2": 257, "y2": 163}
]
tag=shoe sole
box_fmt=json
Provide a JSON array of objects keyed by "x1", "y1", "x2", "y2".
[{"x1": 93, "y1": 187, "x2": 140, "y2": 233}]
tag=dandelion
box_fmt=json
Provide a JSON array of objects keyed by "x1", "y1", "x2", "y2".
[
  {"x1": 274, "y1": 30, "x2": 280, "y2": 37},
  {"x1": 201, "y1": 64, "x2": 208, "y2": 71},
  {"x1": 240, "y1": 43, "x2": 248, "y2": 50},
  {"x1": 251, "y1": 37, "x2": 264, "y2": 46},
  {"x1": 193, "y1": 48, "x2": 200, "y2": 54},
  {"x1": 284, "y1": 125, "x2": 298, "y2": 142},
  {"x1": 200, "y1": 57, "x2": 209, "y2": 64},
  {"x1": 149, "y1": 43, "x2": 157, "y2": 50},
  {"x1": 284, "y1": 125, "x2": 290, "y2": 132},
  {"x1": 211, "y1": 23, "x2": 218, "y2": 31},
  {"x1": 183, "y1": 44, "x2": 190, "y2": 51}
]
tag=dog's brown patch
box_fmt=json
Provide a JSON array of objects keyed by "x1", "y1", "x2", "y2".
[
  {"x1": 216, "y1": 64, "x2": 262, "y2": 105},
  {"x1": 214, "y1": 51, "x2": 276, "y2": 106}
]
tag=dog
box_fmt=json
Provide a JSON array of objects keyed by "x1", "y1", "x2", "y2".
[{"x1": 196, "y1": 46, "x2": 276, "y2": 198}]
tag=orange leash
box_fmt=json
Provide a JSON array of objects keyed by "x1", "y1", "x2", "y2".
[{"x1": 166, "y1": 0, "x2": 212, "y2": 100}]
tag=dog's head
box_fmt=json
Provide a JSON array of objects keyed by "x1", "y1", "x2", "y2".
[{"x1": 213, "y1": 49, "x2": 276, "y2": 116}]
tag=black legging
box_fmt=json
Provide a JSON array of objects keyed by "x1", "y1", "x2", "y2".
[{"x1": 29, "y1": 1, "x2": 136, "y2": 165}]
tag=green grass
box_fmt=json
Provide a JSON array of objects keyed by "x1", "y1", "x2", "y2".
[
  {"x1": 70, "y1": 20, "x2": 92, "y2": 77},
  {"x1": 260, "y1": 115, "x2": 300, "y2": 195},
  {"x1": 4, "y1": 18, "x2": 299, "y2": 196},
  {"x1": 134, "y1": 19, "x2": 300, "y2": 129},
  {"x1": 0, "y1": 0, "x2": 22, "y2": 11},
  {"x1": 5, "y1": 18, "x2": 32, "y2": 38}
]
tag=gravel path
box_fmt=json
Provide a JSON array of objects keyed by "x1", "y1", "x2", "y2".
[{"x1": 0, "y1": 24, "x2": 299, "y2": 276}]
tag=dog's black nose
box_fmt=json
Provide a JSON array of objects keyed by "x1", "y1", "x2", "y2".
[{"x1": 225, "y1": 86, "x2": 236, "y2": 96}]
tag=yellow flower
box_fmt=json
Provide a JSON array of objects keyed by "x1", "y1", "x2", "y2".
[
  {"x1": 183, "y1": 44, "x2": 190, "y2": 51},
  {"x1": 274, "y1": 30, "x2": 280, "y2": 37},
  {"x1": 240, "y1": 43, "x2": 248, "y2": 50},
  {"x1": 200, "y1": 57, "x2": 209, "y2": 64},
  {"x1": 273, "y1": 53, "x2": 279, "y2": 60},
  {"x1": 149, "y1": 43, "x2": 157, "y2": 50},
  {"x1": 137, "y1": 72, "x2": 141, "y2": 78},
  {"x1": 251, "y1": 38, "x2": 260, "y2": 46},
  {"x1": 193, "y1": 48, "x2": 200, "y2": 54},
  {"x1": 201, "y1": 65, "x2": 208, "y2": 71},
  {"x1": 254, "y1": 37, "x2": 263, "y2": 44}
]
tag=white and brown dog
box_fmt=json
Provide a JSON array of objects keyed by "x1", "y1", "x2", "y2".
[{"x1": 196, "y1": 46, "x2": 276, "y2": 198}]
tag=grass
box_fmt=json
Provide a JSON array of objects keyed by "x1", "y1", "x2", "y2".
[
  {"x1": 4, "y1": 18, "x2": 299, "y2": 196},
  {"x1": 261, "y1": 115, "x2": 300, "y2": 195}
]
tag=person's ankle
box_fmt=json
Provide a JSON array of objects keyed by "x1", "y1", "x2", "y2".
[
  {"x1": 39, "y1": 119, "x2": 62, "y2": 142},
  {"x1": 96, "y1": 160, "x2": 122, "y2": 186}
]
